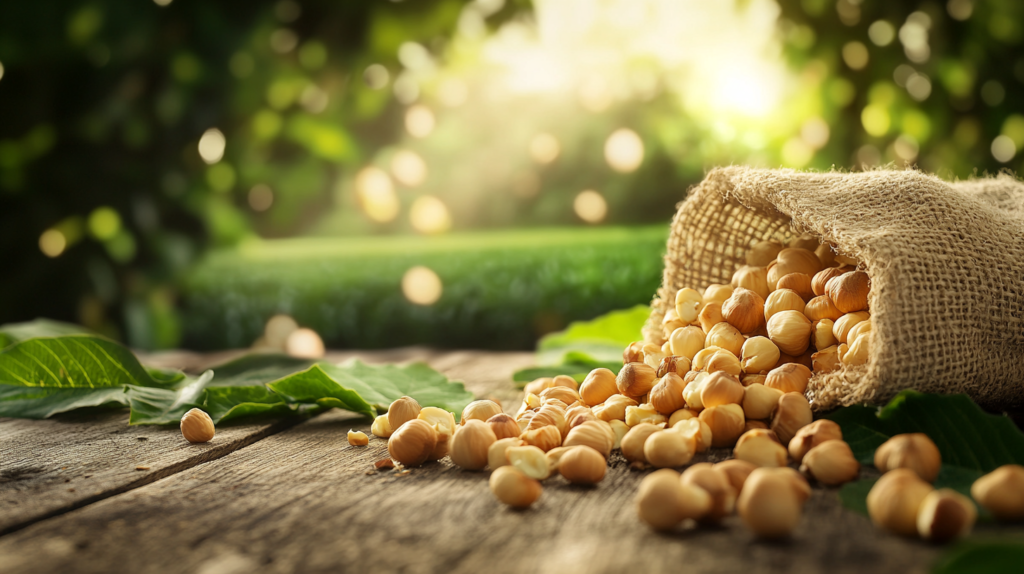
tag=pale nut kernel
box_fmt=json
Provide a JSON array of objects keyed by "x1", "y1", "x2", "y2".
[
  {"x1": 680, "y1": 463, "x2": 737, "y2": 522},
  {"x1": 539, "y1": 385, "x2": 580, "y2": 406},
  {"x1": 623, "y1": 342, "x2": 644, "y2": 364},
  {"x1": 788, "y1": 419, "x2": 843, "y2": 463},
  {"x1": 576, "y1": 369, "x2": 615, "y2": 408},
  {"x1": 517, "y1": 412, "x2": 533, "y2": 433},
  {"x1": 692, "y1": 346, "x2": 728, "y2": 371},
  {"x1": 767, "y1": 248, "x2": 823, "y2": 291},
  {"x1": 804, "y1": 295, "x2": 844, "y2": 322},
  {"x1": 682, "y1": 371, "x2": 709, "y2": 411},
  {"x1": 837, "y1": 343, "x2": 849, "y2": 363},
  {"x1": 370, "y1": 414, "x2": 394, "y2": 438},
  {"x1": 811, "y1": 267, "x2": 846, "y2": 297},
  {"x1": 449, "y1": 419, "x2": 497, "y2": 470},
  {"x1": 971, "y1": 465, "x2": 1024, "y2": 520},
  {"x1": 766, "y1": 310, "x2": 812, "y2": 356},
  {"x1": 706, "y1": 322, "x2": 745, "y2": 356},
  {"x1": 738, "y1": 467, "x2": 803, "y2": 539},
  {"x1": 649, "y1": 373, "x2": 688, "y2": 415},
  {"x1": 732, "y1": 265, "x2": 771, "y2": 300},
  {"x1": 461, "y1": 400, "x2": 502, "y2": 425},
  {"x1": 742, "y1": 383, "x2": 783, "y2": 421},
  {"x1": 621, "y1": 423, "x2": 663, "y2": 463},
  {"x1": 669, "y1": 326, "x2": 706, "y2": 360},
  {"x1": 489, "y1": 465, "x2": 542, "y2": 508},
  {"x1": 643, "y1": 348, "x2": 667, "y2": 370},
  {"x1": 867, "y1": 469, "x2": 935, "y2": 536},
  {"x1": 521, "y1": 425, "x2": 562, "y2": 452},
  {"x1": 593, "y1": 394, "x2": 638, "y2": 422},
  {"x1": 917, "y1": 489, "x2": 977, "y2": 543},
  {"x1": 811, "y1": 345, "x2": 841, "y2": 373},
  {"x1": 842, "y1": 333, "x2": 871, "y2": 366},
  {"x1": 764, "y1": 363, "x2": 812, "y2": 395},
  {"x1": 347, "y1": 430, "x2": 369, "y2": 446},
  {"x1": 488, "y1": 437, "x2": 523, "y2": 470},
  {"x1": 487, "y1": 413, "x2": 522, "y2": 440},
  {"x1": 387, "y1": 418, "x2": 438, "y2": 467},
  {"x1": 418, "y1": 407, "x2": 457, "y2": 437},
  {"x1": 745, "y1": 420, "x2": 769, "y2": 432},
  {"x1": 608, "y1": 420, "x2": 629, "y2": 450},
  {"x1": 826, "y1": 270, "x2": 870, "y2": 314},
  {"x1": 506, "y1": 445, "x2": 551, "y2": 480},
  {"x1": 656, "y1": 355, "x2": 691, "y2": 378},
  {"x1": 734, "y1": 429, "x2": 787, "y2": 467},
  {"x1": 813, "y1": 319, "x2": 838, "y2": 350},
  {"x1": 722, "y1": 288, "x2": 766, "y2": 334},
  {"x1": 704, "y1": 284, "x2": 735, "y2": 306},
  {"x1": 833, "y1": 312, "x2": 870, "y2": 345},
  {"x1": 674, "y1": 418, "x2": 713, "y2": 453},
  {"x1": 563, "y1": 420, "x2": 614, "y2": 458},
  {"x1": 558, "y1": 445, "x2": 607, "y2": 485},
  {"x1": 705, "y1": 350, "x2": 742, "y2": 378},
  {"x1": 700, "y1": 371, "x2": 745, "y2": 408},
  {"x1": 698, "y1": 403, "x2": 745, "y2": 448},
  {"x1": 746, "y1": 240, "x2": 783, "y2": 268},
  {"x1": 180, "y1": 408, "x2": 215, "y2": 444},
  {"x1": 551, "y1": 374, "x2": 579, "y2": 391},
  {"x1": 523, "y1": 377, "x2": 556, "y2": 396},
  {"x1": 740, "y1": 336, "x2": 781, "y2": 374},
  {"x1": 698, "y1": 303, "x2": 725, "y2": 334},
  {"x1": 386, "y1": 396, "x2": 422, "y2": 431},
  {"x1": 527, "y1": 404, "x2": 567, "y2": 434},
  {"x1": 625, "y1": 404, "x2": 668, "y2": 427},
  {"x1": 644, "y1": 428, "x2": 696, "y2": 468},
  {"x1": 764, "y1": 289, "x2": 807, "y2": 322},
  {"x1": 675, "y1": 287, "x2": 705, "y2": 324},
  {"x1": 636, "y1": 469, "x2": 712, "y2": 530},
  {"x1": 771, "y1": 392, "x2": 813, "y2": 445},
  {"x1": 662, "y1": 310, "x2": 686, "y2": 338},
  {"x1": 715, "y1": 459, "x2": 759, "y2": 494},
  {"x1": 847, "y1": 318, "x2": 872, "y2": 345},
  {"x1": 543, "y1": 446, "x2": 573, "y2": 470},
  {"x1": 799, "y1": 440, "x2": 859, "y2": 485},
  {"x1": 874, "y1": 433, "x2": 942, "y2": 482},
  {"x1": 616, "y1": 362, "x2": 658, "y2": 398},
  {"x1": 776, "y1": 273, "x2": 815, "y2": 302},
  {"x1": 741, "y1": 373, "x2": 767, "y2": 387}
]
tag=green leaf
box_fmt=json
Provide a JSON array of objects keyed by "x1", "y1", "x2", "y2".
[
  {"x1": 205, "y1": 385, "x2": 294, "y2": 423},
  {"x1": 0, "y1": 385, "x2": 128, "y2": 419},
  {"x1": 933, "y1": 539, "x2": 1024, "y2": 574},
  {"x1": 267, "y1": 364, "x2": 376, "y2": 419},
  {"x1": 536, "y1": 305, "x2": 648, "y2": 366},
  {"x1": 127, "y1": 371, "x2": 213, "y2": 425},
  {"x1": 203, "y1": 353, "x2": 313, "y2": 387},
  {"x1": 0, "y1": 319, "x2": 94, "y2": 348}
]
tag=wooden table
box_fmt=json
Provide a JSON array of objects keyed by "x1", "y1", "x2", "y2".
[{"x1": 0, "y1": 349, "x2": 990, "y2": 573}]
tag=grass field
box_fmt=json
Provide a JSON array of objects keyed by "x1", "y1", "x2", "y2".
[{"x1": 182, "y1": 226, "x2": 667, "y2": 350}]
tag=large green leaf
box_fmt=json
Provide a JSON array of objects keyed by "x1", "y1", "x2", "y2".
[
  {"x1": 203, "y1": 353, "x2": 314, "y2": 387},
  {"x1": 933, "y1": 539, "x2": 1024, "y2": 574},
  {"x1": 205, "y1": 386, "x2": 295, "y2": 423},
  {"x1": 126, "y1": 372, "x2": 213, "y2": 425},
  {"x1": 536, "y1": 305, "x2": 648, "y2": 366},
  {"x1": 0, "y1": 385, "x2": 128, "y2": 419},
  {"x1": 0, "y1": 319, "x2": 94, "y2": 349}
]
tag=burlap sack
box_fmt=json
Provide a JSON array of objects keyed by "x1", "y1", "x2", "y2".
[{"x1": 644, "y1": 167, "x2": 1024, "y2": 411}]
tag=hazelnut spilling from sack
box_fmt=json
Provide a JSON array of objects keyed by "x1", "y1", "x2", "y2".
[{"x1": 641, "y1": 167, "x2": 1024, "y2": 411}]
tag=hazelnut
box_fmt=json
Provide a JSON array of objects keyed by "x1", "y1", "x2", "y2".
[
  {"x1": 847, "y1": 318, "x2": 872, "y2": 345},
  {"x1": 370, "y1": 414, "x2": 394, "y2": 438},
  {"x1": 700, "y1": 371, "x2": 744, "y2": 408},
  {"x1": 699, "y1": 403, "x2": 745, "y2": 447},
  {"x1": 565, "y1": 403, "x2": 596, "y2": 430},
  {"x1": 837, "y1": 343, "x2": 849, "y2": 363},
  {"x1": 180, "y1": 408, "x2": 216, "y2": 444},
  {"x1": 608, "y1": 420, "x2": 629, "y2": 449},
  {"x1": 563, "y1": 420, "x2": 614, "y2": 458},
  {"x1": 767, "y1": 310, "x2": 812, "y2": 355},
  {"x1": 527, "y1": 405, "x2": 567, "y2": 435},
  {"x1": 621, "y1": 423, "x2": 663, "y2": 463},
  {"x1": 418, "y1": 407, "x2": 457, "y2": 438},
  {"x1": 788, "y1": 419, "x2": 843, "y2": 463},
  {"x1": 704, "y1": 283, "x2": 735, "y2": 305},
  {"x1": 642, "y1": 347, "x2": 667, "y2": 370},
  {"x1": 487, "y1": 413, "x2": 522, "y2": 440},
  {"x1": 506, "y1": 445, "x2": 551, "y2": 479},
  {"x1": 636, "y1": 469, "x2": 712, "y2": 530},
  {"x1": 616, "y1": 362, "x2": 658, "y2": 398},
  {"x1": 813, "y1": 319, "x2": 838, "y2": 350},
  {"x1": 734, "y1": 429, "x2": 787, "y2": 467},
  {"x1": 732, "y1": 265, "x2": 771, "y2": 299},
  {"x1": 523, "y1": 377, "x2": 556, "y2": 396},
  {"x1": 692, "y1": 346, "x2": 728, "y2": 371},
  {"x1": 387, "y1": 419, "x2": 438, "y2": 467},
  {"x1": 971, "y1": 465, "x2": 1024, "y2": 520},
  {"x1": 644, "y1": 428, "x2": 696, "y2": 468},
  {"x1": 833, "y1": 312, "x2": 870, "y2": 344},
  {"x1": 874, "y1": 433, "x2": 942, "y2": 482},
  {"x1": 625, "y1": 403, "x2": 668, "y2": 427},
  {"x1": 347, "y1": 430, "x2": 369, "y2": 446},
  {"x1": 771, "y1": 392, "x2": 812, "y2": 445},
  {"x1": 461, "y1": 400, "x2": 502, "y2": 424},
  {"x1": 669, "y1": 325, "x2": 707, "y2": 360},
  {"x1": 521, "y1": 425, "x2": 562, "y2": 452},
  {"x1": 764, "y1": 289, "x2": 807, "y2": 321},
  {"x1": 867, "y1": 469, "x2": 934, "y2": 536},
  {"x1": 738, "y1": 467, "x2": 803, "y2": 539},
  {"x1": 706, "y1": 322, "x2": 745, "y2": 356},
  {"x1": 741, "y1": 373, "x2": 767, "y2": 387},
  {"x1": 842, "y1": 333, "x2": 871, "y2": 366},
  {"x1": 668, "y1": 408, "x2": 697, "y2": 427},
  {"x1": 714, "y1": 459, "x2": 758, "y2": 494},
  {"x1": 804, "y1": 295, "x2": 844, "y2": 322},
  {"x1": 764, "y1": 363, "x2": 812, "y2": 394},
  {"x1": 593, "y1": 394, "x2": 638, "y2": 422},
  {"x1": 811, "y1": 345, "x2": 841, "y2": 373},
  {"x1": 917, "y1": 489, "x2": 976, "y2": 542},
  {"x1": 656, "y1": 355, "x2": 691, "y2": 378},
  {"x1": 428, "y1": 432, "x2": 451, "y2": 461},
  {"x1": 826, "y1": 270, "x2": 870, "y2": 313},
  {"x1": 746, "y1": 240, "x2": 783, "y2": 267},
  {"x1": 705, "y1": 350, "x2": 742, "y2": 377},
  {"x1": 814, "y1": 243, "x2": 836, "y2": 268},
  {"x1": 681, "y1": 463, "x2": 737, "y2": 522},
  {"x1": 516, "y1": 412, "x2": 533, "y2": 433},
  {"x1": 745, "y1": 420, "x2": 769, "y2": 432},
  {"x1": 740, "y1": 336, "x2": 781, "y2": 374},
  {"x1": 662, "y1": 310, "x2": 686, "y2": 339},
  {"x1": 675, "y1": 287, "x2": 705, "y2": 323},
  {"x1": 487, "y1": 437, "x2": 523, "y2": 469},
  {"x1": 788, "y1": 234, "x2": 819, "y2": 251},
  {"x1": 800, "y1": 440, "x2": 859, "y2": 485},
  {"x1": 722, "y1": 288, "x2": 765, "y2": 334},
  {"x1": 649, "y1": 373, "x2": 688, "y2": 415},
  {"x1": 674, "y1": 418, "x2": 713, "y2": 453},
  {"x1": 742, "y1": 383, "x2": 783, "y2": 420},
  {"x1": 682, "y1": 371, "x2": 708, "y2": 410},
  {"x1": 767, "y1": 248, "x2": 823, "y2": 290},
  {"x1": 540, "y1": 385, "x2": 580, "y2": 406},
  {"x1": 449, "y1": 419, "x2": 497, "y2": 470},
  {"x1": 698, "y1": 303, "x2": 725, "y2": 334},
  {"x1": 558, "y1": 445, "x2": 607, "y2": 484},
  {"x1": 552, "y1": 374, "x2": 579, "y2": 391},
  {"x1": 386, "y1": 396, "x2": 422, "y2": 431},
  {"x1": 489, "y1": 465, "x2": 542, "y2": 508},
  {"x1": 777, "y1": 273, "x2": 814, "y2": 302},
  {"x1": 812, "y1": 267, "x2": 846, "y2": 297},
  {"x1": 622, "y1": 342, "x2": 644, "y2": 364}
]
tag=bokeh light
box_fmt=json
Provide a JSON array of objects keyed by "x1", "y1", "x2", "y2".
[
  {"x1": 0, "y1": 61, "x2": 4, "y2": 81},
  {"x1": 410, "y1": 195, "x2": 452, "y2": 234},
  {"x1": 264, "y1": 314, "x2": 298, "y2": 349},
  {"x1": 868, "y1": 21, "x2": 895, "y2": 46},
  {"x1": 88, "y1": 207, "x2": 121, "y2": 241},
  {"x1": 39, "y1": 229, "x2": 67, "y2": 258},
  {"x1": 270, "y1": 29, "x2": 298, "y2": 54},
  {"x1": 992, "y1": 136, "x2": 1016, "y2": 163},
  {"x1": 402, "y1": 266, "x2": 443, "y2": 305},
  {"x1": 947, "y1": 0, "x2": 973, "y2": 21},
  {"x1": 363, "y1": 64, "x2": 390, "y2": 89},
  {"x1": 573, "y1": 190, "x2": 608, "y2": 224},
  {"x1": 529, "y1": 133, "x2": 560, "y2": 164},
  {"x1": 198, "y1": 128, "x2": 226, "y2": 165},
  {"x1": 391, "y1": 150, "x2": 428, "y2": 187},
  {"x1": 842, "y1": 42, "x2": 869, "y2": 70},
  {"x1": 153, "y1": 0, "x2": 172, "y2": 6},
  {"x1": 405, "y1": 105, "x2": 435, "y2": 138},
  {"x1": 248, "y1": 184, "x2": 274, "y2": 212},
  {"x1": 355, "y1": 167, "x2": 399, "y2": 222},
  {"x1": 800, "y1": 118, "x2": 830, "y2": 149},
  {"x1": 285, "y1": 328, "x2": 325, "y2": 358},
  {"x1": 604, "y1": 129, "x2": 644, "y2": 173},
  {"x1": 438, "y1": 78, "x2": 468, "y2": 107}
]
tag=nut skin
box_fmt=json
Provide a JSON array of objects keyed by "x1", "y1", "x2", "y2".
[
  {"x1": 674, "y1": 418, "x2": 713, "y2": 453},
  {"x1": 765, "y1": 363, "x2": 812, "y2": 395},
  {"x1": 766, "y1": 310, "x2": 812, "y2": 355},
  {"x1": 874, "y1": 433, "x2": 942, "y2": 482},
  {"x1": 636, "y1": 469, "x2": 712, "y2": 530},
  {"x1": 704, "y1": 283, "x2": 735, "y2": 305},
  {"x1": 669, "y1": 326, "x2": 707, "y2": 360},
  {"x1": 714, "y1": 459, "x2": 758, "y2": 494},
  {"x1": 623, "y1": 342, "x2": 644, "y2": 364},
  {"x1": 656, "y1": 356, "x2": 691, "y2": 378},
  {"x1": 738, "y1": 468, "x2": 803, "y2": 539},
  {"x1": 387, "y1": 396, "x2": 422, "y2": 430},
  {"x1": 489, "y1": 466, "x2": 542, "y2": 508},
  {"x1": 644, "y1": 429, "x2": 696, "y2": 468},
  {"x1": 740, "y1": 336, "x2": 781, "y2": 374},
  {"x1": 387, "y1": 419, "x2": 438, "y2": 467},
  {"x1": 565, "y1": 404, "x2": 596, "y2": 430},
  {"x1": 811, "y1": 345, "x2": 841, "y2": 373},
  {"x1": 814, "y1": 243, "x2": 836, "y2": 268},
  {"x1": 523, "y1": 377, "x2": 555, "y2": 396},
  {"x1": 826, "y1": 270, "x2": 870, "y2": 314},
  {"x1": 551, "y1": 374, "x2": 579, "y2": 391},
  {"x1": 799, "y1": 440, "x2": 859, "y2": 485},
  {"x1": 746, "y1": 240, "x2": 783, "y2": 268},
  {"x1": 764, "y1": 288, "x2": 807, "y2": 321},
  {"x1": 558, "y1": 445, "x2": 608, "y2": 485},
  {"x1": 788, "y1": 419, "x2": 843, "y2": 463},
  {"x1": 770, "y1": 393, "x2": 813, "y2": 445},
  {"x1": 563, "y1": 421, "x2": 614, "y2": 458},
  {"x1": 833, "y1": 312, "x2": 871, "y2": 344},
  {"x1": 461, "y1": 400, "x2": 503, "y2": 425},
  {"x1": 487, "y1": 437, "x2": 523, "y2": 469},
  {"x1": 812, "y1": 267, "x2": 846, "y2": 297},
  {"x1": 777, "y1": 273, "x2": 815, "y2": 302},
  {"x1": 347, "y1": 430, "x2": 369, "y2": 446},
  {"x1": 370, "y1": 414, "x2": 394, "y2": 438},
  {"x1": 742, "y1": 383, "x2": 784, "y2": 421},
  {"x1": 972, "y1": 465, "x2": 1024, "y2": 520},
  {"x1": 867, "y1": 469, "x2": 934, "y2": 536},
  {"x1": 734, "y1": 429, "x2": 787, "y2": 467},
  {"x1": 521, "y1": 425, "x2": 562, "y2": 452},
  {"x1": 681, "y1": 463, "x2": 737, "y2": 522},
  {"x1": 917, "y1": 489, "x2": 977, "y2": 543},
  {"x1": 706, "y1": 322, "x2": 745, "y2": 356},
  {"x1": 804, "y1": 295, "x2": 844, "y2": 322},
  {"x1": 539, "y1": 386, "x2": 580, "y2": 406},
  {"x1": 732, "y1": 265, "x2": 771, "y2": 300},
  {"x1": 698, "y1": 303, "x2": 725, "y2": 334},
  {"x1": 700, "y1": 371, "x2": 745, "y2": 408},
  {"x1": 699, "y1": 404, "x2": 745, "y2": 448},
  {"x1": 449, "y1": 419, "x2": 498, "y2": 470},
  {"x1": 649, "y1": 372, "x2": 688, "y2": 415},
  {"x1": 506, "y1": 445, "x2": 551, "y2": 480},
  {"x1": 180, "y1": 408, "x2": 216, "y2": 444},
  {"x1": 616, "y1": 362, "x2": 658, "y2": 398},
  {"x1": 487, "y1": 413, "x2": 523, "y2": 440},
  {"x1": 767, "y1": 248, "x2": 823, "y2": 290},
  {"x1": 620, "y1": 423, "x2": 663, "y2": 463},
  {"x1": 722, "y1": 288, "x2": 766, "y2": 334},
  {"x1": 527, "y1": 405, "x2": 567, "y2": 435},
  {"x1": 593, "y1": 394, "x2": 638, "y2": 422},
  {"x1": 813, "y1": 319, "x2": 838, "y2": 350}
]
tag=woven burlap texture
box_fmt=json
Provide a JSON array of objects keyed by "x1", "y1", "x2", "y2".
[{"x1": 645, "y1": 167, "x2": 1024, "y2": 411}]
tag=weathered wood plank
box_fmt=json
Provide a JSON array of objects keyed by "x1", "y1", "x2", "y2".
[{"x1": 0, "y1": 351, "x2": 984, "y2": 574}]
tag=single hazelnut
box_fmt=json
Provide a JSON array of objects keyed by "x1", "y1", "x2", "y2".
[
  {"x1": 800, "y1": 440, "x2": 859, "y2": 485},
  {"x1": 971, "y1": 465, "x2": 1024, "y2": 520},
  {"x1": 180, "y1": 408, "x2": 216, "y2": 444},
  {"x1": 370, "y1": 414, "x2": 394, "y2": 438},
  {"x1": 741, "y1": 373, "x2": 767, "y2": 387},
  {"x1": 734, "y1": 429, "x2": 787, "y2": 467},
  {"x1": 837, "y1": 342, "x2": 849, "y2": 363},
  {"x1": 506, "y1": 445, "x2": 551, "y2": 480},
  {"x1": 674, "y1": 418, "x2": 713, "y2": 453},
  {"x1": 788, "y1": 419, "x2": 843, "y2": 463},
  {"x1": 692, "y1": 346, "x2": 728, "y2": 371},
  {"x1": 636, "y1": 469, "x2": 712, "y2": 530},
  {"x1": 551, "y1": 374, "x2": 579, "y2": 391},
  {"x1": 706, "y1": 322, "x2": 745, "y2": 356},
  {"x1": 811, "y1": 345, "x2": 841, "y2": 373},
  {"x1": 738, "y1": 467, "x2": 803, "y2": 539},
  {"x1": 608, "y1": 419, "x2": 629, "y2": 449},
  {"x1": 616, "y1": 362, "x2": 658, "y2": 398},
  {"x1": 668, "y1": 408, "x2": 697, "y2": 427},
  {"x1": 767, "y1": 248, "x2": 823, "y2": 290},
  {"x1": 622, "y1": 342, "x2": 645, "y2": 364},
  {"x1": 682, "y1": 371, "x2": 708, "y2": 410},
  {"x1": 722, "y1": 288, "x2": 766, "y2": 334},
  {"x1": 705, "y1": 350, "x2": 743, "y2": 377},
  {"x1": 767, "y1": 310, "x2": 812, "y2": 355},
  {"x1": 703, "y1": 283, "x2": 735, "y2": 305},
  {"x1": 771, "y1": 392, "x2": 813, "y2": 445},
  {"x1": 681, "y1": 463, "x2": 737, "y2": 522},
  {"x1": 523, "y1": 377, "x2": 556, "y2": 396},
  {"x1": 745, "y1": 240, "x2": 783, "y2": 267},
  {"x1": 449, "y1": 419, "x2": 497, "y2": 470},
  {"x1": 715, "y1": 459, "x2": 759, "y2": 494},
  {"x1": 521, "y1": 424, "x2": 562, "y2": 452},
  {"x1": 489, "y1": 465, "x2": 542, "y2": 508},
  {"x1": 699, "y1": 403, "x2": 745, "y2": 447},
  {"x1": 874, "y1": 433, "x2": 942, "y2": 482},
  {"x1": 842, "y1": 333, "x2": 871, "y2": 366},
  {"x1": 698, "y1": 303, "x2": 725, "y2": 334},
  {"x1": 347, "y1": 430, "x2": 369, "y2": 446},
  {"x1": 487, "y1": 413, "x2": 522, "y2": 440},
  {"x1": 765, "y1": 363, "x2": 812, "y2": 394},
  {"x1": 813, "y1": 319, "x2": 838, "y2": 350},
  {"x1": 867, "y1": 468, "x2": 934, "y2": 536},
  {"x1": 740, "y1": 336, "x2": 781, "y2": 374},
  {"x1": 418, "y1": 407, "x2": 457, "y2": 438},
  {"x1": 642, "y1": 348, "x2": 667, "y2": 370},
  {"x1": 732, "y1": 266, "x2": 771, "y2": 299},
  {"x1": 593, "y1": 394, "x2": 638, "y2": 422},
  {"x1": 487, "y1": 437, "x2": 523, "y2": 469},
  {"x1": 565, "y1": 403, "x2": 597, "y2": 430},
  {"x1": 764, "y1": 288, "x2": 807, "y2": 321},
  {"x1": 625, "y1": 404, "x2": 668, "y2": 427},
  {"x1": 917, "y1": 489, "x2": 976, "y2": 542},
  {"x1": 662, "y1": 310, "x2": 686, "y2": 339},
  {"x1": 656, "y1": 355, "x2": 691, "y2": 378},
  {"x1": 387, "y1": 419, "x2": 438, "y2": 467},
  {"x1": 675, "y1": 287, "x2": 705, "y2": 324},
  {"x1": 461, "y1": 400, "x2": 502, "y2": 425},
  {"x1": 811, "y1": 267, "x2": 845, "y2": 297},
  {"x1": 826, "y1": 271, "x2": 870, "y2": 314},
  {"x1": 644, "y1": 428, "x2": 696, "y2": 468},
  {"x1": 814, "y1": 243, "x2": 836, "y2": 268},
  {"x1": 621, "y1": 423, "x2": 663, "y2": 463},
  {"x1": 788, "y1": 234, "x2": 819, "y2": 251},
  {"x1": 832, "y1": 312, "x2": 870, "y2": 345},
  {"x1": 527, "y1": 405, "x2": 567, "y2": 435},
  {"x1": 386, "y1": 396, "x2": 422, "y2": 431},
  {"x1": 649, "y1": 373, "x2": 688, "y2": 415},
  {"x1": 669, "y1": 325, "x2": 707, "y2": 360},
  {"x1": 776, "y1": 273, "x2": 814, "y2": 302},
  {"x1": 558, "y1": 445, "x2": 607, "y2": 485},
  {"x1": 563, "y1": 420, "x2": 614, "y2": 458},
  {"x1": 700, "y1": 371, "x2": 745, "y2": 408},
  {"x1": 742, "y1": 383, "x2": 783, "y2": 420},
  {"x1": 804, "y1": 295, "x2": 844, "y2": 322},
  {"x1": 540, "y1": 385, "x2": 580, "y2": 406},
  {"x1": 847, "y1": 318, "x2": 872, "y2": 345}
]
